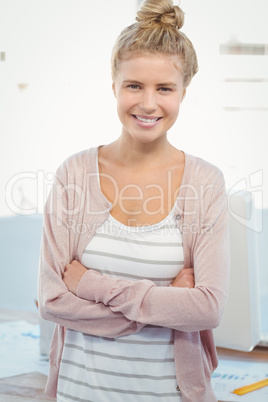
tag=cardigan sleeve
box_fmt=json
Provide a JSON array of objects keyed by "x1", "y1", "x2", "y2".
[
  {"x1": 38, "y1": 161, "x2": 145, "y2": 338},
  {"x1": 76, "y1": 168, "x2": 230, "y2": 333}
]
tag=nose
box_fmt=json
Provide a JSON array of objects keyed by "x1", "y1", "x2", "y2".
[{"x1": 140, "y1": 89, "x2": 157, "y2": 114}]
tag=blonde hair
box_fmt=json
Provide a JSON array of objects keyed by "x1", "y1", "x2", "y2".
[{"x1": 111, "y1": 0, "x2": 198, "y2": 87}]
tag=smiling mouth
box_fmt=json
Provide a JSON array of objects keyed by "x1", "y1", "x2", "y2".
[{"x1": 133, "y1": 115, "x2": 162, "y2": 123}]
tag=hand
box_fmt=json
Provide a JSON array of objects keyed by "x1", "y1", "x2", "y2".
[
  {"x1": 171, "y1": 267, "x2": 195, "y2": 288},
  {"x1": 62, "y1": 260, "x2": 87, "y2": 294}
]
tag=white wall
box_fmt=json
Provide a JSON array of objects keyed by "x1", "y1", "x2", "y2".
[
  {"x1": 0, "y1": 0, "x2": 137, "y2": 215},
  {"x1": 176, "y1": 0, "x2": 268, "y2": 209},
  {"x1": 1, "y1": 0, "x2": 267, "y2": 216}
]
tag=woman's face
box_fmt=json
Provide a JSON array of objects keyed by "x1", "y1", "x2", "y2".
[{"x1": 113, "y1": 52, "x2": 186, "y2": 145}]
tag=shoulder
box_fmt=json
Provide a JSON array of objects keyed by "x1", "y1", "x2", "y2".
[
  {"x1": 55, "y1": 147, "x2": 98, "y2": 184},
  {"x1": 179, "y1": 154, "x2": 228, "y2": 230},
  {"x1": 184, "y1": 152, "x2": 225, "y2": 187},
  {"x1": 59, "y1": 147, "x2": 98, "y2": 173}
]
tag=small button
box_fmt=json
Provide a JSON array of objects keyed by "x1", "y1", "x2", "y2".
[
  {"x1": 176, "y1": 385, "x2": 181, "y2": 395},
  {"x1": 176, "y1": 214, "x2": 181, "y2": 220}
]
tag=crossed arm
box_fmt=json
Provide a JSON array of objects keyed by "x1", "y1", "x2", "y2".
[
  {"x1": 63, "y1": 260, "x2": 195, "y2": 294},
  {"x1": 61, "y1": 254, "x2": 225, "y2": 332},
  {"x1": 61, "y1": 258, "x2": 223, "y2": 333},
  {"x1": 62, "y1": 260, "x2": 197, "y2": 332}
]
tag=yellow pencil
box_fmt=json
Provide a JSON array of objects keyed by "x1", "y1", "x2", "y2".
[{"x1": 232, "y1": 378, "x2": 268, "y2": 395}]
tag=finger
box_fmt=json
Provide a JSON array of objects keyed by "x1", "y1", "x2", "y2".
[{"x1": 65, "y1": 262, "x2": 75, "y2": 272}]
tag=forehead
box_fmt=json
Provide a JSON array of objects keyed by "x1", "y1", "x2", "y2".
[{"x1": 116, "y1": 52, "x2": 184, "y2": 82}]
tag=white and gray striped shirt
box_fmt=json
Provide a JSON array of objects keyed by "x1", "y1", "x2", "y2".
[{"x1": 57, "y1": 209, "x2": 184, "y2": 402}]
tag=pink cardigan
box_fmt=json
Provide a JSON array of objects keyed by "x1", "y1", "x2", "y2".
[{"x1": 38, "y1": 146, "x2": 230, "y2": 402}]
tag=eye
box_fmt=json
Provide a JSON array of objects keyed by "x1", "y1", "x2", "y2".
[
  {"x1": 128, "y1": 84, "x2": 141, "y2": 90},
  {"x1": 158, "y1": 87, "x2": 172, "y2": 92}
]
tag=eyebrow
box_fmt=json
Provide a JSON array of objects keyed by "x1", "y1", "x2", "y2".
[
  {"x1": 122, "y1": 80, "x2": 142, "y2": 85},
  {"x1": 123, "y1": 80, "x2": 177, "y2": 88},
  {"x1": 157, "y1": 82, "x2": 177, "y2": 88}
]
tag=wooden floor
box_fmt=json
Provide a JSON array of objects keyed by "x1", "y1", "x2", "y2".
[
  {"x1": 0, "y1": 372, "x2": 55, "y2": 402},
  {"x1": 0, "y1": 309, "x2": 53, "y2": 401}
]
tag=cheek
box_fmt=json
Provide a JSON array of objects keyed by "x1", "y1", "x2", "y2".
[
  {"x1": 116, "y1": 96, "x2": 131, "y2": 122},
  {"x1": 116, "y1": 97, "x2": 126, "y2": 114},
  {"x1": 117, "y1": 93, "x2": 135, "y2": 113},
  {"x1": 164, "y1": 98, "x2": 181, "y2": 118}
]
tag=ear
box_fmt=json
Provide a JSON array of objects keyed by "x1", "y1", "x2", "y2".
[{"x1": 112, "y1": 82, "x2": 116, "y2": 97}]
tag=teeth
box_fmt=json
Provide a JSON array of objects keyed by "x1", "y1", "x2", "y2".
[{"x1": 135, "y1": 115, "x2": 158, "y2": 123}]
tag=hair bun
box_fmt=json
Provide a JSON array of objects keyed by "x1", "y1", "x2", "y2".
[{"x1": 136, "y1": 1, "x2": 184, "y2": 30}]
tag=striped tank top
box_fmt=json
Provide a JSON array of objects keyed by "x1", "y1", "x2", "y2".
[{"x1": 57, "y1": 208, "x2": 184, "y2": 402}]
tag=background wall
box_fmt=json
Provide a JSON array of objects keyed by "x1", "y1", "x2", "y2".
[
  {"x1": 0, "y1": 0, "x2": 267, "y2": 311},
  {"x1": 1, "y1": 0, "x2": 267, "y2": 216}
]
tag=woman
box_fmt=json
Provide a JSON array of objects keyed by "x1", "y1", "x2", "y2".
[{"x1": 38, "y1": 1, "x2": 230, "y2": 401}]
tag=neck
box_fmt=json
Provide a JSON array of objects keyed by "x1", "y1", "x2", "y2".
[{"x1": 113, "y1": 132, "x2": 173, "y2": 168}]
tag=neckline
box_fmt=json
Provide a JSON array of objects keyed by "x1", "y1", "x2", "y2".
[
  {"x1": 107, "y1": 200, "x2": 178, "y2": 232},
  {"x1": 95, "y1": 145, "x2": 188, "y2": 228}
]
